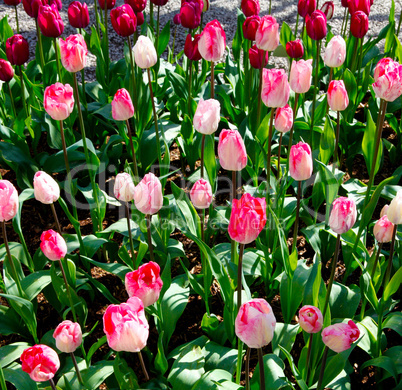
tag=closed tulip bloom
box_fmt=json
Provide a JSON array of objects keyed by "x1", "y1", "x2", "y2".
[
  {"x1": 289, "y1": 59, "x2": 313, "y2": 94},
  {"x1": 328, "y1": 80, "x2": 349, "y2": 111},
  {"x1": 298, "y1": 0, "x2": 316, "y2": 17},
  {"x1": 125, "y1": 261, "x2": 163, "y2": 306},
  {"x1": 44, "y1": 83, "x2": 75, "y2": 121},
  {"x1": 134, "y1": 173, "x2": 163, "y2": 215},
  {"x1": 262, "y1": 68, "x2": 290, "y2": 108},
  {"x1": 275, "y1": 105, "x2": 293, "y2": 133},
  {"x1": 321, "y1": 1, "x2": 334, "y2": 19},
  {"x1": 23, "y1": 0, "x2": 47, "y2": 18},
  {"x1": 373, "y1": 216, "x2": 394, "y2": 243},
  {"x1": 4, "y1": 0, "x2": 21, "y2": 5},
  {"x1": 21, "y1": 345, "x2": 60, "y2": 382},
  {"x1": 184, "y1": 33, "x2": 202, "y2": 61},
  {"x1": 286, "y1": 39, "x2": 304, "y2": 59},
  {"x1": 242, "y1": 15, "x2": 261, "y2": 41},
  {"x1": 341, "y1": 0, "x2": 348, "y2": 6},
  {"x1": 34, "y1": 171, "x2": 60, "y2": 204},
  {"x1": 180, "y1": 0, "x2": 203, "y2": 29},
  {"x1": 235, "y1": 299, "x2": 276, "y2": 348},
  {"x1": 306, "y1": 10, "x2": 327, "y2": 40},
  {"x1": 241, "y1": 0, "x2": 260, "y2": 17},
  {"x1": 347, "y1": 0, "x2": 370, "y2": 15},
  {"x1": 40, "y1": 229, "x2": 67, "y2": 260},
  {"x1": 374, "y1": 58, "x2": 400, "y2": 82},
  {"x1": 6, "y1": 35, "x2": 29, "y2": 66},
  {"x1": 38, "y1": 4, "x2": 64, "y2": 37},
  {"x1": 322, "y1": 320, "x2": 360, "y2": 353},
  {"x1": 372, "y1": 62, "x2": 402, "y2": 102},
  {"x1": 218, "y1": 129, "x2": 247, "y2": 172},
  {"x1": 103, "y1": 297, "x2": 149, "y2": 352},
  {"x1": 133, "y1": 36, "x2": 157, "y2": 68},
  {"x1": 0, "y1": 180, "x2": 19, "y2": 222},
  {"x1": 173, "y1": 13, "x2": 181, "y2": 24},
  {"x1": 136, "y1": 11, "x2": 144, "y2": 25},
  {"x1": 150, "y1": 0, "x2": 168, "y2": 5},
  {"x1": 198, "y1": 19, "x2": 226, "y2": 62},
  {"x1": 387, "y1": 190, "x2": 402, "y2": 224},
  {"x1": 112, "y1": 88, "x2": 134, "y2": 121},
  {"x1": 299, "y1": 305, "x2": 323, "y2": 333},
  {"x1": 68, "y1": 1, "x2": 89, "y2": 28},
  {"x1": 49, "y1": 0, "x2": 61, "y2": 10},
  {"x1": 228, "y1": 193, "x2": 267, "y2": 244},
  {"x1": 0, "y1": 59, "x2": 14, "y2": 83},
  {"x1": 255, "y1": 15, "x2": 279, "y2": 52},
  {"x1": 114, "y1": 172, "x2": 135, "y2": 202},
  {"x1": 124, "y1": 0, "x2": 146, "y2": 13},
  {"x1": 193, "y1": 98, "x2": 221, "y2": 135},
  {"x1": 98, "y1": 0, "x2": 115, "y2": 10},
  {"x1": 249, "y1": 44, "x2": 268, "y2": 69},
  {"x1": 323, "y1": 35, "x2": 346, "y2": 68},
  {"x1": 53, "y1": 320, "x2": 82, "y2": 353},
  {"x1": 329, "y1": 197, "x2": 357, "y2": 234},
  {"x1": 289, "y1": 142, "x2": 313, "y2": 181},
  {"x1": 111, "y1": 4, "x2": 137, "y2": 37},
  {"x1": 59, "y1": 34, "x2": 87, "y2": 73},
  {"x1": 190, "y1": 179, "x2": 213, "y2": 209},
  {"x1": 380, "y1": 204, "x2": 389, "y2": 218},
  {"x1": 350, "y1": 10, "x2": 368, "y2": 38}
]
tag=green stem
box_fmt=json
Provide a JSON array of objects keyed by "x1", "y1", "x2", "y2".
[
  {"x1": 398, "y1": 9, "x2": 402, "y2": 36},
  {"x1": 125, "y1": 202, "x2": 137, "y2": 270},
  {"x1": 310, "y1": 39, "x2": 321, "y2": 136},
  {"x1": 266, "y1": 108, "x2": 275, "y2": 190},
  {"x1": 14, "y1": 5, "x2": 19, "y2": 33},
  {"x1": 210, "y1": 61, "x2": 215, "y2": 99},
  {"x1": 53, "y1": 38, "x2": 62, "y2": 82},
  {"x1": 350, "y1": 38, "x2": 359, "y2": 73},
  {"x1": 0, "y1": 364, "x2": 7, "y2": 390},
  {"x1": 51, "y1": 203, "x2": 62, "y2": 236},
  {"x1": 200, "y1": 134, "x2": 206, "y2": 179},
  {"x1": 188, "y1": 59, "x2": 193, "y2": 115},
  {"x1": 127, "y1": 35, "x2": 139, "y2": 125},
  {"x1": 245, "y1": 347, "x2": 251, "y2": 390},
  {"x1": 268, "y1": 0, "x2": 272, "y2": 14},
  {"x1": 317, "y1": 346, "x2": 329, "y2": 390},
  {"x1": 342, "y1": 13, "x2": 349, "y2": 38},
  {"x1": 156, "y1": 6, "x2": 160, "y2": 54},
  {"x1": 292, "y1": 181, "x2": 302, "y2": 253},
  {"x1": 58, "y1": 258, "x2": 77, "y2": 323},
  {"x1": 237, "y1": 243, "x2": 245, "y2": 312},
  {"x1": 35, "y1": 18, "x2": 45, "y2": 71},
  {"x1": 383, "y1": 224, "x2": 397, "y2": 288},
  {"x1": 19, "y1": 66, "x2": 28, "y2": 117},
  {"x1": 80, "y1": 68, "x2": 87, "y2": 109},
  {"x1": 104, "y1": 4, "x2": 109, "y2": 78},
  {"x1": 172, "y1": 26, "x2": 177, "y2": 60},
  {"x1": 305, "y1": 333, "x2": 313, "y2": 383},
  {"x1": 49, "y1": 378, "x2": 57, "y2": 390},
  {"x1": 333, "y1": 110, "x2": 340, "y2": 174},
  {"x1": 287, "y1": 93, "x2": 299, "y2": 172},
  {"x1": 376, "y1": 307, "x2": 384, "y2": 357},
  {"x1": 70, "y1": 352, "x2": 84, "y2": 385},
  {"x1": 277, "y1": 133, "x2": 283, "y2": 180},
  {"x1": 301, "y1": 19, "x2": 305, "y2": 40},
  {"x1": 7, "y1": 82, "x2": 16, "y2": 118},
  {"x1": 149, "y1": 2, "x2": 154, "y2": 29},
  {"x1": 94, "y1": 0, "x2": 100, "y2": 36},
  {"x1": 236, "y1": 340, "x2": 244, "y2": 384},
  {"x1": 138, "y1": 351, "x2": 149, "y2": 381},
  {"x1": 199, "y1": 208, "x2": 210, "y2": 315},
  {"x1": 258, "y1": 348, "x2": 265, "y2": 389},
  {"x1": 125, "y1": 119, "x2": 139, "y2": 182},
  {"x1": 256, "y1": 60, "x2": 264, "y2": 130},
  {"x1": 340, "y1": 7, "x2": 347, "y2": 38},
  {"x1": 146, "y1": 214, "x2": 155, "y2": 262},
  {"x1": 356, "y1": 38, "x2": 363, "y2": 89}
]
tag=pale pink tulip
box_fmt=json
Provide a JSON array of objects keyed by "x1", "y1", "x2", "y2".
[
  {"x1": 289, "y1": 142, "x2": 313, "y2": 181},
  {"x1": 373, "y1": 216, "x2": 394, "y2": 243},
  {"x1": 193, "y1": 98, "x2": 221, "y2": 135},
  {"x1": 53, "y1": 320, "x2": 82, "y2": 353},
  {"x1": 133, "y1": 36, "x2": 157, "y2": 69},
  {"x1": 299, "y1": 305, "x2": 323, "y2": 333},
  {"x1": 323, "y1": 35, "x2": 346, "y2": 68},
  {"x1": 190, "y1": 179, "x2": 213, "y2": 209},
  {"x1": 275, "y1": 105, "x2": 293, "y2": 133},
  {"x1": 329, "y1": 197, "x2": 357, "y2": 234},
  {"x1": 0, "y1": 180, "x2": 18, "y2": 222},
  {"x1": 322, "y1": 320, "x2": 360, "y2": 353},
  {"x1": 387, "y1": 189, "x2": 402, "y2": 224},
  {"x1": 328, "y1": 80, "x2": 349, "y2": 111},
  {"x1": 134, "y1": 173, "x2": 163, "y2": 215},
  {"x1": 59, "y1": 34, "x2": 87, "y2": 73},
  {"x1": 261, "y1": 68, "x2": 290, "y2": 108},
  {"x1": 218, "y1": 129, "x2": 247, "y2": 172},
  {"x1": 33, "y1": 171, "x2": 60, "y2": 204},
  {"x1": 114, "y1": 173, "x2": 135, "y2": 202},
  {"x1": 289, "y1": 59, "x2": 313, "y2": 94},
  {"x1": 111, "y1": 88, "x2": 134, "y2": 121},
  {"x1": 255, "y1": 15, "x2": 279, "y2": 52}
]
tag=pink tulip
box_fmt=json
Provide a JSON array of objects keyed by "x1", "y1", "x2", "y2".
[
  {"x1": 53, "y1": 320, "x2": 82, "y2": 353},
  {"x1": 241, "y1": 0, "x2": 260, "y2": 17},
  {"x1": 103, "y1": 296, "x2": 149, "y2": 352},
  {"x1": 299, "y1": 305, "x2": 323, "y2": 333},
  {"x1": 327, "y1": 80, "x2": 349, "y2": 111},
  {"x1": 322, "y1": 320, "x2": 360, "y2": 353},
  {"x1": 190, "y1": 179, "x2": 213, "y2": 209},
  {"x1": 198, "y1": 19, "x2": 226, "y2": 62},
  {"x1": 114, "y1": 173, "x2": 135, "y2": 202},
  {"x1": 134, "y1": 173, "x2": 163, "y2": 215},
  {"x1": 228, "y1": 193, "x2": 266, "y2": 244},
  {"x1": 249, "y1": 44, "x2": 268, "y2": 69},
  {"x1": 261, "y1": 68, "x2": 290, "y2": 108},
  {"x1": 0, "y1": 59, "x2": 14, "y2": 83},
  {"x1": 38, "y1": 4, "x2": 64, "y2": 38},
  {"x1": 323, "y1": 35, "x2": 346, "y2": 68},
  {"x1": 243, "y1": 15, "x2": 261, "y2": 41},
  {"x1": 289, "y1": 59, "x2": 313, "y2": 94},
  {"x1": 125, "y1": 261, "x2": 163, "y2": 306},
  {"x1": 43, "y1": 82, "x2": 75, "y2": 121},
  {"x1": 193, "y1": 98, "x2": 221, "y2": 135},
  {"x1": 329, "y1": 197, "x2": 357, "y2": 234},
  {"x1": 347, "y1": 0, "x2": 370, "y2": 15},
  {"x1": 255, "y1": 15, "x2": 279, "y2": 52},
  {"x1": 306, "y1": 10, "x2": 327, "y2": 41},
  {"x1": 289, "y1": 142, "x2": 313, "y2": 181},
  {"x1": 373, "y1": 216, "x2": 394, "y2": 243},
  {"x1": 111, "y1": 88, "x2": 134, "y2": 121},
  {"x1": 372, "y1": 60, "x2": 402, "y2": 102},
  {"x1": 68, "y1": 1, "x2": 89, "y2": 28},
  {"x1": 133, "y1": 36, "x2": 157, "y2": 69},
  {"x1": 59, "y1": 34, "x2": 87, "y2": 73},
  {"x1": 21, "y1": 345, "x2": 60, "y2": 382},
  {"x1": 373, "y1": 58, "x2": 399, "y2": 82},
  {"x1": 235, "y1": 298, "x2": 276, "y2": 348},
  {"x1": 40, "y1": 229, "x2": 67, "y2": 261},
  {"x1": 321, "y1": 1, "x2": 334, "y2": 19},
  {"x1": 387, "y1": 189, "x2": 402, "y2": 224},
  {"x1": 0, "y1": 180, "x2": 18, "y2": 222},
  {"x1": 34, "y1": 171, "x2": 60, "y2": 204},
  {"x1": 350, "y1": 10, "x2": 369, "y2": 38},
  {"x1": 218, "y1": 129, "x2": 247, "y2": 172},
  {"x1": 298, "y1": 0, "x2": 316, "y2": 17},
  {"x1": 275, "y1": 105, "x2": 293, "y2": 133},
  {"x1": 286, "y1": 39, "x2": 304, "y2": 59}
]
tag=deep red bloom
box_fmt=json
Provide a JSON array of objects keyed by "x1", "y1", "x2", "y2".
[
  {"x1": 242, "y1": 15, "x2": 261, "y2": 41},
  {"x1": 306, "y1": 10, "x2": 327, "y2": 40},
  {"x1": 350, "y1": 10, "x2": 368, "y2": 38},
  {"x1": 286, "y1": 39, "x2": 304, "y2": 58},
  {"x1": 6, "y1": 34, "x2": 29, "y2": 66},
  {"x1": 184, "y1": 33, "x2": 202, "y2": 61},
  {"x1": 68, "y1": 1, "x2": 89, "y2": 28}
]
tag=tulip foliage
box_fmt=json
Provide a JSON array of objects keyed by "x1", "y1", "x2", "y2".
[{"x1": 0, "y1": 0, "x2": 402, "y2": 389}]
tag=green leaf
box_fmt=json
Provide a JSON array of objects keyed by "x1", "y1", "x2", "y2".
[
  {"x1": 272, "y1": 323, "x2": 300, "y2": 359},
  {"x1": 4, "y1": 362, "x2": 38, "y2": 390},
  {"x1": 191, "y1": 369, "x2": 236, "y2": 390},
  {"x1": 113, "y1": 355, "x2": 139, "y2": 389},
  {"x1": 20, "y1": 271, "x2": 52, "y2": 301},
  {"x1": 81, "y1": 361, "x2": 114, "y2": 389},
  {"x1": 361, "y1": 356, "x2": 398, "y2": 382},
  {"x1": 319, "y1": 116, "x2": 336, "y2": 165},
  {"x1": 362, "y1": 110, "x2": 382, "y2": 176},
  {"x1": 279, "y1": 21, "x2": 295, "y2": 49},
  {"x1": 279, "y1": 346, "x2": 309, "y2": 390},
  {"x1": 201, "y1": 313, "x2": 227, "y2": 345},
  {"x1": 329, "y1": 282, "x2": 361, "y2": 319},
  {"x1": 0, "y1": 342, "x2": 30, "y2": 368},
  {"x1": 157, "y1": 21, "x2": 171, "y2": 55},
  {"x1": 86, "y1": 336, "x2": 107, "y2": 365},
  {"x1": 383, "y1": 312, "x2": 402, "y2": 337},
  {"x1": 155, "y1": 331, "x2": 169, "y2": 376},
  {"x1": 383, "y1": 266, "x2": 402, "y2": 302}
]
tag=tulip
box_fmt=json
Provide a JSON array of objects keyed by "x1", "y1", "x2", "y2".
[
  {"x1": 180, "y1": 0, "x2": 203, "y2": 29},
  {"x1": 289, "y1": 142, "x2": 313, "y2": 181},
  {"x1": 125, "y1": 261, "x2": 163, "y2": 306},
  {"x1": 0, "y1": 59, "x2": 14, "y2": 83},
  {"x1": 286, "y1": 39, "x2": 304, "y2": 59},
  {"x1": 387, "y1": 190, "x2": 402, "y2": 225},
  {"x1": 373, "y1": 215, "x2": 394, "y2": 243},
  {"x1": 261, "y1": 68, "x2": 290, "y2": 108},
  {"x1": 151, "y1": 0, "x2": 168, "y2": 4},
  {"x1": 43, "y1": 83, "x2": 75, "y2": 121},
  {"x1": 68, "y1": 1, "x2": 89, "y2": 28},
  {"x1": 33, "y1": 171, "x2": 60, "y2": 204},
  {"x1": 327, "y1": 80, "x2": 349, "y2": 111},
  {"x1": 53, "y1": 320, "x2": 82, "y2": 353},
  {"x1": 329, "y1": 197, "x2": 357, "y2": 234},
  {"x1": 112, "y1": 88, "x2": 135, "y2": 121},
  {"x1": 321, "y1": 1, "x2": 334, "y2": 19},
  {"x1": 103, "y1": 297, "x2": 149, "y2": 352},
  {"x1": 322, "y1": 320, "x2": 360, "y2": 353},
  {"x1": 299, "y1": 305, "x2": 323, "y2": 333},
  {"x1": 242, "y1": 15, "x2": 261, "y2": 41},
  {"x1": 380, "y1": 204, "x2": 389, "y2": 218},
  {"x1": 372, "y1": 61, "x2": 402, "y2": 102},
  {"x1": 133, "y1": 35, "x2": 157, "y2": 69},
  {"x1": 203, "y1": 0, "x2": 209, "y2": 11},
  {"x1": 136, "y1": 11, "x2": 144, "y2": 25},
  {"x1": 59, "y1": 34, "x2": 87, "y2": 73},
  {"x1": 114, "y1": 173, "x2": 135, "y2": 202},
  {"x1": 134, "y1": 173, "x2": 163, "y2": 215},
  {"x1": 173, "y1": 13, "x2": 181, "y2": 25},
  {"x1": 111, "y1": 4, "x2": 137, "y2": 37},
  {"x1": 306, "y1": 10, "x2": 327, "y2": 40},
  {"x1": 40, "y1": 229, "x2": 67, "y2": 261},
  {"x1": 235, "y1": 298, "x2": 276, "y2": 348},
  {"x1": 255, "y1": 15, "x2": 279, "y2": 52},
  {"x1": 184, "y1": 33, "x2": 202, "y2": 61},
  {"x1": 22, "y1": 0, "x2": 47, "y2": 18},
  {"x1": 98, "y1": 0, "x2": 115, "y2": 9},
  {"x1": 347, "y1": 0, "x2": 370, "y2": 15},
  {"x1": 218, "y1": 129, "x2": 248, "y2": 172},
  {"x1": 289, "y1": 59, "x2": 313, "y2": 94},
  {"x1": 6, "y1": 34, "x2": 29, "y2": 66},
  {"x1": 350, "y1": 10, "x2": 368, "y2": 38},
  {"x1": 38, "y1": 4, "x2": 64, "y2": 37},
  {"x1": 241, "y1": 0, "x2": 260, "y2": 17},
  {"x1": 190, "y1": 179, "x2": 213, "y2": 209},
  {"x1": 193, "y1": 98, "x2": 221, "y2": 135},
  {"x1": 21, "y1": 345, "x2": 60, "y2": 382},
  {"x1": 323, "y1": 35, "x2": 346, "y2": 68},
  {"x1": 0, "y1": 180, "x2": 18, "y2": 222},
  {"x1": 124, "y1": 0, "x2": 146, "y2": 12},
  {"x1": 4, "y1": 0, "x2": 21, "y2": 5},
  {"x1": 49, "y1": 0, "x2": 61, "y2": 10},
  {"x1": 298, "y1": 0, "x2": 316, "y2": 17},
  {"x1": 249, "y1": 44, "x2": 268, "y2": 69},
  {"x1": 198, "y1": 19, "x2": 226, "y2": 62},
  {"x1": 341, "y1": 0, "x2": 348, "y2": 6},
  {"x1": 275, "y1": 105, "x2": 293, "y2": 133},
  {"x1": 374, "y1": 58, "x2": 400, "y2": 82}
]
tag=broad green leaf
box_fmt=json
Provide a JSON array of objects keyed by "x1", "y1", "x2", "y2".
[
  {"x1": 0, "y1": 342, "x2": 30, "y2": 368},
  {"x1": 4, "y1": 362, "x2": 38, "y2": 390},
  {"x1": 272, "y1": 323, "x2": 300, "y2": 359},
  {"x1": 361, "y1": 356, "x2": 398, "y2": 382},
  {"x1": 329, "y1": 282, "x2": 361, "y2": 319},
  {"x1": 362, "y1": 110, "x2": 382, "y2": 176},
  {"x1": 191, "y1": 369, "x2": 236, "y2": 390},
  {"x1": 383, "y1": 312, "x2": 402, "y2": 337},
  {"x1": 383, "y1": 266, "x2": 402, "y2": 302}
]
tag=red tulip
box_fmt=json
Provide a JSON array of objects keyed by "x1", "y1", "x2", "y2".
[
  {"x1": 68, "y1": 1, "x2": 89, "y2": 28},
  {"x1": 150, "y1": 0, "x2": 168, "y2": 5},
  {"x1": 249, "y1": 44, "x2": 268, "y2": 69},
  {"x1": 298, "y1": 0, "x2": 316, "y2": 17},
  {"x1": 242, "y1": 15, "x2": 261, "y2": 41},
  {"x1": 0, "y1": 59, "x2": 14, "y2": 83},
  {"x1": 111, "y1": 4, "x2": 137, "y2": 37},
  {"x1": 22, "y1": 0, "x2": 47, "y2": 18},
  {"x1": 184, "y1": 33, "x2": 202, "y2": 61},
  {"x1": 4, "y1": 0, "x2": 21, "y2": 5},
  {"x1": 286, "y1": 39, "x2": 304, "y2": 59},
  {"x1": 98, "y1": 0, "x2": 115, "y2": 10},
  {"x1": 350, "y1": 10, "x2": 369, "y2": 38},
  {"x1": 241, "y1": 0, "x2": 260, "y2": 17},
  {"x1": 38, "y1": 4, "x2": 64, "y2": 37},
  {"x1": 6, "y1": 34, "x2": 29, "y2": 66},
  {"x1": 124, "y1": 0, "x2": 146, "y2": 12},
  {"x1": 180, "y1": 0, "x2": 203, "y2": 29},
  {"x1": 347, "y1": 0, "x2": 370, "y2": 15},
  {"x1": 306, "y1": 10, "x2": 327, "y2": 40},
  {"x1": 321, "y1": 0, "x2": 334, "y2": 19}
]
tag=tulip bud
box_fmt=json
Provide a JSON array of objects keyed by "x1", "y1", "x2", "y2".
[
  {"x1": 98, "y1": 0, "x2": 115, "y2": 10},
  {"x1": 190, "y1": 179, "x2": 213, "y2": 209},
  {"x1": 322, "y1": 320, "x2": 360, "y2": 353},
  {"x1": 372, "y1": 60, "x2": 402, "y2": 102},
  {"x1": 329, "y1": 197, "x2": 357, "y2": 234},
  {"x1": 262, "y1": 68, "x2": 290, "y2": 108},
  {"x1": 112, "y1": 88, "x2": 134, "y2": 121},
  {"x1": 235, "y1": 299, "x2": 276, "y2": 348},
  {"x1": 151, "y1": 0, "x2": 168, "y2": 5},
  {"x1": 59, "y1": 34, "x2": 88, "y2": 73},
  {"x1": 321, "y1": 1, "x2": 334, "y2": 19},
  {"x1": 218, "y1": 129, "x2": 248, "y2": 172},
  {"x1": 44, "y1": 82, "x2": 75, "y2": 121},
  {"x1": 373, "y1": 216, "x2": 394, "y2": 243},
  {"x1": 241, "y1": 0, "x2": 260, "y2": 17},
  {"x1": 184, "y1": 33, "x2": 202, "y2": 61},
  {"x1": 350, "y1": 10, "x2": 368, "y2": 38},
  {"x1": 38, "y1": 4, "x2": 64, "y2": 38},
  {"x1": 68, "y1": 1, "x2": 89, "y2": 28},
  {"x1": 275, "y1": 105, "x2": 293, "y2": 133},
  {"x1": 380, "y1": 204, "x2": 389, "y2": 218},
  {"x1": 228, "y1": 193, "x2": 266, "y2": 244},
  {"x1": 0, "y1": 180, "x2": 19, "y2": 222},
  {"x1": 286, "y1": 39, "x2": 304, "y2": 59},
  {"x1": 125, "y1": 261, "x2": 163, "y2": 306},
  {"x1": 22, "y1": 0, "x2": 47, "y2": 19},
  {"x1": 387, "y1": 190, "x2": 402, "y2": 224},
  {"x1": 198, "y1": 20, "x2": 226, "y2": 62},
  {"x1": 299, "y1": 305, "x2": 323, "y2": 333},
  {"x1": 289, "y1": 59, "x2": 313, "y2": 94},
  {"x1": 348, "y1": 0, "x2": 370, "y2": 15},
  {"x1": 133, "y1": 36, "x2": 157, "y2": 69},
  {"x1": 6, "y1": 34, "x2": 29, "y2": 66},
  {"x1": 341, "y1": 0, "x2": 348, "y2": 7},
  {"x1": 114, "y1": 172, "x2": 135, "y2": 202},
  {"x1": 49, "y1": 0, "x2": 61, "y2": 10},
  {"x1": 111, "y1": 4, "x2": 137, "y2": 37},
  {"x1": 193, "y1": 98, "x2": 221, "y2": 134},
  {"x1": 134, "y1": 173, "x2": 163, "y2": 215},
  {"x1": 289, "y1": 142, "x2": 313, "y2": 181},
  {"x1": 306, "y1": 10, "x2": 327, "y2": 41},
  {"x1": 180, "y1": 0, "x2": 203, "y2": 30},
  {"x1": 4, "y1": 0, "x2": 21, "y2": 5},
  {"x1": 249, "y1": 44, "x2": 268, "y2": 69},
  {"x1": 0, "y1": 59, "x2": 14, "y2": 83},
  {"x1": 327, "y1": 80, "x2": 349, "y2": 111},
  {"x1": 173, "y1": 13, "x2": 181, "y2": 25},
  {"x1": 323, "y1": 35, "x2": 346, "y2": 68},
  {"x1": 136, "y1": 11, "x2": 144, "y2": 25},
  {"x1": 298, "y1": 0, "x2": 316, "y2": 17},
  {"x1": 34, "y1": 171, "x2": 60, "y2": 204},
  {"x1": 255, "y1": 15, "x2": 279, "y2": 52},
  {"x1": 21, "y1": 345, "x2": 60, "y2": 382},
  {"x1": 40, "y1": 229, "x2": 68, "y2": 261},
  {"x1": 124, "y1": 0, "x2": 146, "y2": 13},
  {"x1": 242, "y1": 15, "x2": 261, "y2": 41},
  {"x1": 53, "y1": 320, "x2": 82, "y2": 353}
]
